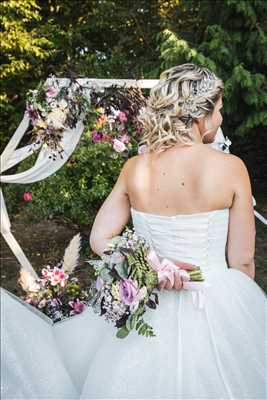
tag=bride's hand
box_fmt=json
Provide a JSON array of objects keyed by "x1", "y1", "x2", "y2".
[
  {"x1": 158, "y1": 272, "x2": 183, "y2": 291},
  {"x1": 157, "y1": 259, "x2": 197, "y2": 291}
]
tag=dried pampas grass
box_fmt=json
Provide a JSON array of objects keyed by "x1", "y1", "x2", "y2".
[{"x1": 62, "y1": 233, "x2": 81, "y2": 274}]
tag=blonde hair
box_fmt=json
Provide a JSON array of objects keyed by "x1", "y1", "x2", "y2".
[{"x1": 138, "y1": 63, "x2": 224, "y2": 154}]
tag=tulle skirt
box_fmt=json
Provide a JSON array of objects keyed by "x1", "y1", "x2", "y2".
[{"x1": 1, "y1": 267, "x2": 266, "y2": 399}]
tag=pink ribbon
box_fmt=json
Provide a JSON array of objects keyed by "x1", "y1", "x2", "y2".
[
  {"x1": 146, "y1": 249, "x2": 211, "y2": 310},
  {"x1": 146, "y1": 249, "x2": 179, "y2": 286}
]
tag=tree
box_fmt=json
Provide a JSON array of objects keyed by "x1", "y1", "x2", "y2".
[
  {"x1": 0, "y1": 0, "x2": 54, "y2": 151},
  {"x1": 158, "y1": 0, "x2": 267, "y2": 139}
]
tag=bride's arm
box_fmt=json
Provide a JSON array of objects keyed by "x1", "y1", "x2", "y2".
[
  {"x1": 226, "y1": 156, "x2": 256, "y2": 279},
  {"x1": 89, "y1": 157, "x2": 134, "y2": 257}
]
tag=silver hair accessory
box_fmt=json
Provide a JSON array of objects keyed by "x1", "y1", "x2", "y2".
[{"x1": 182, "y1": 78, "x2": 216, "y2": 115}]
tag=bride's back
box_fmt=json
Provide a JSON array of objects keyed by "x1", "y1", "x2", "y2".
[{"x1": 127, "y1": 143, "x2": 234, "y2": 216}]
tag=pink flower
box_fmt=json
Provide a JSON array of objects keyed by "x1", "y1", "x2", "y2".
[
  {"x1": 50, "y1": 267, "x2": 69, "y2": 287},
  {"x1": 118, "y1": 111, "x2": 127, "y2": 123},
  {"x1": 92, "y1": 130, "x2": 103, "y2": 143},
  {"x1": 41, "y1": 266, "x2": 69, "y2": 287},
  {"x1": 45, "y1": 87, "x2": 59, "y2": 98},
  {"x1": 138, "y1": 145, "x2": 147, "y2": 155},
  {"x1": 41, "y1": 265, "x2": 54, "y2": 281},
  {"x1": 119, "y1": 133, "x2": 130, "y2": 143},
  {"x1": 23, "y1": 192, "x2": 32, "y2": 201},
  {"x1": 69, "y1": 299, "x2": 86, "y2": 314},
  {"x1": 113, "y1": 138, "x2": 127, "y2": 153}
]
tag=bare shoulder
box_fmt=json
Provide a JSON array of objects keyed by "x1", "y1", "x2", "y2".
[
  {"x1": 206, "y1": 147, "x2": 252, "y2": 193},
  {"x1": 119, "y1": 155, "x2": 140, "y2": 181},
  {"x1": 206, "y1": 146, "x2": 248, "y2": 172}
]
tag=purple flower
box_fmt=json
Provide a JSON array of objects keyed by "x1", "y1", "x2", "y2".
[
  {"x1": 68, "y1": 299, "x2": 86, "y2": 314},
  {"x1": 138, "y1": 145, "x2": 148, "y2": 155},
  {"x1": 119, "y1": 279, "x2": 147, "y2": 312},
  {"x1": 95, "y1": 276, "x2": 104, "y2": 291},
  {"x1": 118, "y1": 133, "x2": 130, "y2": 143},
  {"x1": 50, "y1": 298, "x2": 62, "y2": 307},
  {"x1": 119, "y1": 279, "x2": 138, "y2": 306},
  {"x1": 92, "y1": 130, "x2": 103, "y2": 143}
]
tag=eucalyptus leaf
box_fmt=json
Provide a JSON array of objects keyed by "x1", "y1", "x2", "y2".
[
  {"x1": 99, "y1": 269, "x2": 113, "y2": 283},
  {"x1": 126, "y1": 318, "x2": 133, "y2": 331},
  {"x1": 86, "y1": 260, "x2": 104, "y2": 270},
  {"x1": 116, "y1": 326, "x2": 130, "y2": 339},
  {"x1": 114, "y1": 260, "x2": 129, "y2": 279}
]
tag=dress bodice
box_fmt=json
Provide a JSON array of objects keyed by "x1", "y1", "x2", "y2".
[{"x1": 130, "y1": 207, "x2": 230, "y2": 275}]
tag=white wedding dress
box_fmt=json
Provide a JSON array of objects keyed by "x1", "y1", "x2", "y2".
[{"x1": 1, "y1": 206, "x2": 266, "y2": 399}]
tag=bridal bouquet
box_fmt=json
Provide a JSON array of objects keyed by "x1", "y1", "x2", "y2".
[
  {"x1": 87, "y1": 227, "x2": 205, "y2": 339},
  {"x1": 18, "y1": 234, "x2": 91, "y2": 323}
]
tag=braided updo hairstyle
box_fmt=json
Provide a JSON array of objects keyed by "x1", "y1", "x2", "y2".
[{"x1": 138, "y1": 63, "x2": 224, "y2": 154}]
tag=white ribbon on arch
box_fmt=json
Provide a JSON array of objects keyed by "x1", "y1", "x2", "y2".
[{"x1": 0, "y1": 112, "x2": 85, "y2": 277}]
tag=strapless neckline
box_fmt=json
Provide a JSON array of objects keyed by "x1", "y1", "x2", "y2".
[{"x1": 130, "y1": 206, "x2": 229, "y2": 219}]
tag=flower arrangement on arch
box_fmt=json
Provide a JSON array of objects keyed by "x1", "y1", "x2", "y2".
[
  {"x1": 18, "y1": 233, "x2": 91, "y2": 323},
  {"x1": 26, "y1": 75, "x2": 91, "y2": 160},
  {"x1": 86, "y1": 227, "x2": 205, "y2": 339},
  {"x1": 87, "y1": 86, "x2": 149, "y2": 158}
]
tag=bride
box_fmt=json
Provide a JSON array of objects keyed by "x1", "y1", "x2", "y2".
[{"x1": 1, "y1": 63, "x2": 266, "y2": 399}]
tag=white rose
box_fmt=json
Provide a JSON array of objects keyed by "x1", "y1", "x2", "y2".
[{"x1": 46, "y1": 109, "x2": 67, "y2": 129}]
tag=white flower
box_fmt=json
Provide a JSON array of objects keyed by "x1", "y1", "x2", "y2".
[
  {"x1": 46, "y1": 109, "x2": 67, "y2": 129},
  {"x1": 50, "y1": 101, "x2": 58, "y2": 109},
  {"x1": 110, "y1": 106, "x2": 120, "y2": 117},
  {"x1": 59, "y1": 99, "x2": 68, "y2": 109}
]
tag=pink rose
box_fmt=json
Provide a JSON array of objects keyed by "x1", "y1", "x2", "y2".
[
  {"x1": 113, "y1": 138, "x2": 127, "y2": 153},
  {"x1": 45, "y1": 87, "x2": 59, "y2": 98},
  {"x1": 23, "y1": 192, "x2": 32, "y2": 201}
]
